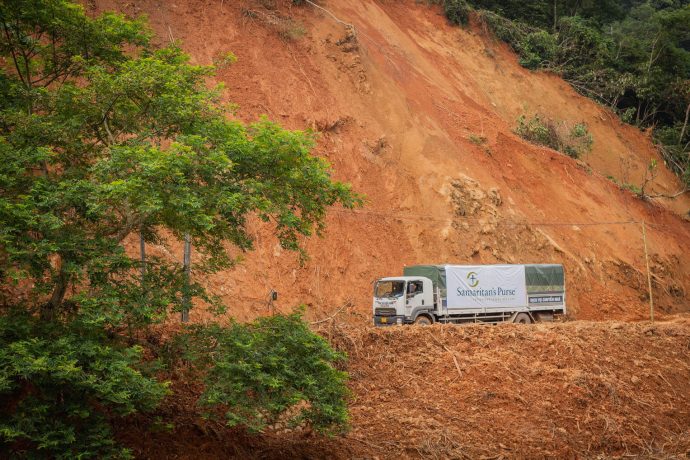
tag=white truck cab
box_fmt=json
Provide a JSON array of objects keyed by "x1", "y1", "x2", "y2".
[{"x1": 372, "y1": 276, "x2": 435, "y2": 326}]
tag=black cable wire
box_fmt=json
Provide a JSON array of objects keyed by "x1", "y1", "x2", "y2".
[{"x1": 330, "y1": 208, "x2": 640, "y2": 227}]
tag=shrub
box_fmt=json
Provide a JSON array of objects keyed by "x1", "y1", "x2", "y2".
[
  {"x1": 0, "y1": 313, "x2": 168, "y2": 458},
  {"x1": 213, "y1": 51, "x2": 238, "y2": 69},
  {"x1": 468, "y1": 134, "x2": 487, "y2": 145},
  {"x1": 555, "y1": 16, "x2": 611, "y2": 71},
  {"x1": 515, "y1": 114, "x2": 558, "y2": 148},
  {"x1": 475, "y1": 10, "x2": 536, "y2": 53},
  {"x1": 170, "y1": 312, "x2": 349, "y2": 435},
  {"x1": 444, "y1": 0, "x2": 472, "y2": 26},
  {"x1": 275, "y1": 17, "x2": 306, "y2": 41},
  {"x1": 565, "y1": 122, "x2": 594, "y2": 158},
  {"x1": 519, "y1": 30, "x2": 557, "y2": 69},
  {"x1": 515, "y1": 114, "x2": 593, "y2": 158},
  {"x1": 654, "y1": 124, "x2": 690, "y2": 189}
]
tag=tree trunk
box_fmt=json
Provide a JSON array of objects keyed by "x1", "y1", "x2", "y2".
[
  {"x1": 647, "y1": 36, "x2": 659, "y2": 75},
  {"x1": 679, "y1": 102, "x2": 690, "y2": 144},
  {"x1": 42, "y1": 268, "x2": 69, "y2": 321},
  {"x1": 181, "y1": 234, "x2": 191, "y2": 323},
  {"x1": 140, "y1": 230, "x2": 146, "y2": 284}
]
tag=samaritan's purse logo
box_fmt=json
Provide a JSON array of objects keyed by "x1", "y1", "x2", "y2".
[
  {"x1": 467, "y1": 271, "x2": 479, "y2": 288},
  {"x1": 456, "y1": 269, "x2": 517, "y2": 298}
]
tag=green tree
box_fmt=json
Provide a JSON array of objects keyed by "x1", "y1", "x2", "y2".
[{"x1": 0, "y1": 0, "x2": 359, "y2": 457}]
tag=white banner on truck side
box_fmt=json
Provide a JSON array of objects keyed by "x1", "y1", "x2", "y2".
[{"x1": 445, "y1": 265, "x2": 528, "y2": 309}]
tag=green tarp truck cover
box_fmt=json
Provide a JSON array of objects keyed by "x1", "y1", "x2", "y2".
[
  {"x1": 403, "y1": 265, "x2": 447, "y2": 297},
  {"x1": 524, "y1": 264, "x2": 564, "y2": 293}
]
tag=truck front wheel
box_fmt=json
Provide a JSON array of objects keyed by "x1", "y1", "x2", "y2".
[
  {"x1": 513, "y1": 313, "x2": 533, "y2": 324},
  {"x1": 414, "y1": 315, "x2": 433, "y2": 326}
]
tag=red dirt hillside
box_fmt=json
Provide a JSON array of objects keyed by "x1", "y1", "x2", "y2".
[
  {"x1": 80, "y1": 1, "x2": 690, "y2": 458},
  {"x1": 91, "y1": 0, "x2": 690, "y2": 322}
]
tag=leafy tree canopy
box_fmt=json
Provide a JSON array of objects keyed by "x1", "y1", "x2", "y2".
[{"x1": 0, "y1": 1, "x2": 358, "y2": 457}]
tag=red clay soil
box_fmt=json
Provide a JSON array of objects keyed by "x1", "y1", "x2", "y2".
[
  {"x1": 84, "y1": 0, "x2": 690, "y2": 457},
  {"x1": 88, "y1": 0, "x2": 690, "y2": 325},
  {"x1": 118, "y1": 318, "x2": 690, "y2": 459}
]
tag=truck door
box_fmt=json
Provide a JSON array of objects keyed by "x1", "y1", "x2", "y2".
[{"x1": 406, "y1": 280, "x2": 425, "y2": 317}]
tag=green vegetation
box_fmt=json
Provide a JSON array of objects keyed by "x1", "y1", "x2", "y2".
[
  {"x1": 0, "y1": 1, "x2": 359, "y2": 457},
  {"x1": 213, "y1": 50, "x2": 238, "y2": 68},
  {"x1": 608, "y1": 174, "x2": 643, "y2": 194},
  {"x1": 444, "y1": 0, "x2": 472, "y2": 25},
  {"x1": 171, "y1": 312, "x2": 349, "y2": 434},
  {"x1": 441, "y1": 0, "x2": 690, "y2": 191},
  {"x1": 467, "y1": 133, "x2": 492, "y2": 155},
  {"x1": 242, "y1": 3, "x2": 306, "y2": 41},
  {"x1": 607, "y1": 159, "x2": 661, "y2": 198},
  {"x1": 468, "y1": 133, "x2": 488, "y2": 145},
  {"x1": 515, "y1": 114, "x2": 593, "y2": 158}
]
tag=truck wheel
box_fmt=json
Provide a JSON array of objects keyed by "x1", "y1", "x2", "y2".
[
  {"x1": 533, "y1": 312, "x2": 554, "y2": 323},
  {"x1": 514, "y1": 313, "x2": 533, "y2": 324},
  {"x1": 414, "y1": 315, "x2": 432, "y2": 326}
]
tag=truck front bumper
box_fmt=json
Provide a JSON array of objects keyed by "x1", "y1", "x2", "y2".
[{"x1": 373, "y1": 315, "x2": 406, "y2": 327}]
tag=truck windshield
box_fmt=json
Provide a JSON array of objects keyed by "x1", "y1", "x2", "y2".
[{"x1": 375, "y1": 280, "x2": 405, "y2": 298}]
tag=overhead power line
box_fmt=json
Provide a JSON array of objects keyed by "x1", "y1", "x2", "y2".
[{"x1": 330, "y1": 208, "x2": 640, "y2": 228}]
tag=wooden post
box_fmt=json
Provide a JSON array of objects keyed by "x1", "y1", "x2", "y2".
[
  {"x1": 139, "y1": 231, "x2": 146, "y2": 283},
  {"x1": 182, "y1": 234, "x2": 191, "y2": 323},
  {"x1": 641, "y1": 221, "x2": 654, "y2": 323},
  {"x1": 268, "y1": 289, "x2": 277, "y2": 316}
]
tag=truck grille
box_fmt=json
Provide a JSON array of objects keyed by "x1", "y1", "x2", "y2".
[{"x1": 375, "y1": 308, "x2": 396, "y2": 316}]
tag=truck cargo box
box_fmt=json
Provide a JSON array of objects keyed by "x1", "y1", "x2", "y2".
[{"x1": 444, "y1": 264, "x2": 564, "y2": 311}]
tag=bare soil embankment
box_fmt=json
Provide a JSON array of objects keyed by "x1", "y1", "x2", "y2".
[
  {"x1": 85, "y1": 0, "x2": 690, "y2": 457},
  {"x1": 119, "y1": 318, "x2": 690, "y2": 459},
  {"x1": 91, "y1": 0, "x2": 690, "y2": 322}
]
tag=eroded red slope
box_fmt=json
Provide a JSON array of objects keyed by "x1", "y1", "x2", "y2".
[{"x1": 95, "y1": 0, "x2": 690, "y2": 321}]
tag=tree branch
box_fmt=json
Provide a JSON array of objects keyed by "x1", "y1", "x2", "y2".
[
  {"x1": 647, "y1": 188, "x2": 689, "y2": 199},
  {"x1": 311, "y1": 301, "x2": 352, "y2": 325},
  {"x1": 114, "y1": 213, "x2": 146, "y2": 243},
  {"x1": 2, "y1": 23, "x2": 28, "y2": 87}
]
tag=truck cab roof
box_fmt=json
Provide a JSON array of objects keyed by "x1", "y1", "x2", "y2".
[{"x1": 376, "y1": 276, "x2": 428, "y2": 282}]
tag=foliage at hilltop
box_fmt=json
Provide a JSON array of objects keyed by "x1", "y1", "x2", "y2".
[
  {"x1": 0, "y1": 0, "x2": 357, "y2": 457},
  {"x1": 443, "y1": 0, "x2": 690, "y2": 191}
]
